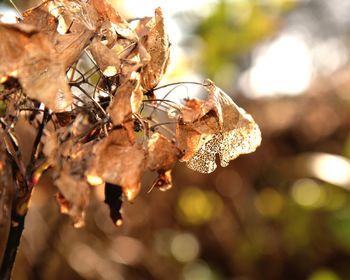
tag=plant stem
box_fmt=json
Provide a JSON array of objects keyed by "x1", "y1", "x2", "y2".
[{"x1": 0, "y1": 110, "x2": 50, "y2": 279}]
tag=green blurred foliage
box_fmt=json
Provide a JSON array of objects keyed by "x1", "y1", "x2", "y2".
[{"x1": 196, "y1": 0, "x2": 296, "y2": 79}]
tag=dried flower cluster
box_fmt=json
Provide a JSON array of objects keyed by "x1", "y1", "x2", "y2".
[{"x1": 0, "y1": 0, "x2": 261, "y2": 227}]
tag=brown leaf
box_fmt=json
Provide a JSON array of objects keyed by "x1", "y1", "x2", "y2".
[
  {"x1": 53, "y1": 30, "x2": 94, "y2": 69},
  {"x1": 0, "y1": 23, "x2": 72, "y2": 111},
  {"x1": 147, "y1": 133, "x2": 180, "y2": 193},
  {"x1": 48, "y1": 0, "x2": 99, "y2": 33},
  {"x1": 23, "y1": 1, "x2": 94, "y2": 69},
  {"x1": 89, "y1": 37, "x2": 121, "y2": 77},
  {"x1": 176, "y1": 81, "x2": 261, "y2": 173},
  {"x1": 88, "y1": 128, "x2": 146, "y2": 201},
  {"x1": 91, "y1": 0, "x2": 128, "y2": 26},
  {"x1": 107, "y1": 74, "x2": 142, "y2": 126},
  {"x1": 147, "y1": 132, "x2": 180, "y2": 172},
  {"x1": 22, "y1": 1, "x2": 58, "y2": 33},
  {"x1": 42, "y1": 130, "x2": 59, "y2": 166},
  {"x1": 134, "y1": 17, "x2": 153, "y2": 38},
  {"x1": 55, "y1": 164, "x2": 90, "y2": 228},
  {"x1": 42, "y1": 114, "x2": 95, "y2": 226},
  {"x1": 140, "y1": 8, "x2": 170, "y2": 91},
  {"x1": 176, "y1": 114, "x2": 222, "y2": 174}
]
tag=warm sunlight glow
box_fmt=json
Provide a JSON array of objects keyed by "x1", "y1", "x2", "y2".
[
  {"x1": 309, "y1": 153, "x2": 350, "y2": 188},
  {"x1": 243, "y1": 34, "x2": 313, "y2": 97}
]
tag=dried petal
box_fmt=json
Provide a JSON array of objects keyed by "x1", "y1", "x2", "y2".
[
  {"x1": 134, "y1": 17, "x2": 153, "y2": 38},
  {"x1": 0, "y1": 23, "x2": 72, "y2": 111},
  {"x1": 91, "y1": 0, "x2": 128, "y2": 25},
  {"x1": 55, "y1": 164, "x2": 90, "y2": 228},
  {"x1": 22, "y1": 2, "x2": 58, "y2": 33},
  {"x1": 107, "y1": 74, "x2": 142, "y2": 126},
  {"x1": 88, "y1": 129, "x2": 146, "y2": 201},
  {"x1": 176, "y1": 81, "x2": 261, "y2": 173},
  {"x1": 42, "y1": 130, "x2": 59, "y2": 166},
  {"x1": 89, "y1": 38, "x2": 121, "y2": 77},
  {"x1": 53, "y1": 30, "x2": 94, "y2": 69},
  {"x1": 48, "y1": 0, "x2": 98, "y2": 32},
  {"x1": 140, "y1": 8, "x2": 170, "y2": 91},
  {"x1": 147, "y1": 132, "x2": 180, "y2": 171},
  {"x1": 176, "y1": 115, "x2": 218, "y2": 162}
]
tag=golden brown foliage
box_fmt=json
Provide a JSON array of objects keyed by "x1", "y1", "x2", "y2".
[{"x1": 0, "y1": 0, "x2": 260, "y2": 226}]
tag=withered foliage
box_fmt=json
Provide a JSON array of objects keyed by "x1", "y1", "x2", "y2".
[{"x1": 0, "y1": 0, "x2": 261, "y2": 227}]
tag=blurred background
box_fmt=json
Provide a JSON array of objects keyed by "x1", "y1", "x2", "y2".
[{"x1": 2, "y1": 0, "x2": 350, "y2": 279}]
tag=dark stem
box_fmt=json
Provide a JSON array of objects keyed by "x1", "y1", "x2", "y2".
[
  {"x1": 26, "y1": 109, "x2": 51, "y2": 185},
  {"x1": 0, "y1": 199, "x2": 25, "y2": 280},
  {"x1": 0, "y1": 109, "x2": 50, "y2": 279}
]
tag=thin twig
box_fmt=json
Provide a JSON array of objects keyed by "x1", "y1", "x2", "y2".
[
  {"x1": 145, "y1": 81, "x2": 207, "y2": 96},
  {"x1": 9, "y1": 0, "x2": 22, "y2": 19},
  {"x1": 147, "y1": 119, "x2": 176, "y2": 138},
  {"x1": 72, "y1": 85, "x2": 108, "y2": 118},
  {"x1": 26, "y1": 109, "x2": 51, "y2": 186}
]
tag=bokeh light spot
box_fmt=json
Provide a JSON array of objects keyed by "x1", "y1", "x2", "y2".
[
  {"x1": 308, "y1": 268, "x2": 341, "y2": 280},
  {"x1": 177, "y1": 187, "x2": 223, "y2": 225},
  {"x1": 291, "y1": 179, "x2": 325, "y2": 209},
  {"x1": 183, "y1": 260, "x2": 217, "y2": 280},
  {"x1": 170, "y1": 233, "x2": 200, "y2": 263},
  {"x1": 254, "y1": 187, "x2": 284, "y2": 217}
]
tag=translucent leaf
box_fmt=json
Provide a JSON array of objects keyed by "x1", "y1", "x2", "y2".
[{"x1": 176, "y1": 81, "x2": 261, "y2": 173}]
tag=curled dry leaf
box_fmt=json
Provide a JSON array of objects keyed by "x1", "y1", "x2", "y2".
[
  {"x1": 55, "y1": 164, "x2": 90, "y2": 228},
  {"x1": 175, "y1": 81, "x2": 261, "y2": 173},
  {"x1": 22, "y1": 1, "x2": 58, "y2": 34},
  {"x1": 42, "y1": 130, "x2": 59, "y2": 166},
  {"x1": 42, "y1": 114, "x2": 95, "y2": 226},
  {"x1": 107, "y1": 73, "x2": 142, "y2": 126},
  {"x1": 147, "y1": 132, "x2": 180, "y2": 172},
  {"x1": 89, "y1": 37, "x2": 121, "y2": 77},
  {"x1": 23, "y1": 1, "x2": 94, "y2": 69},
  {"x1": 53, "y1": 30, "x2": 95, "y2": 69},
  {"x1": 48, "y1": 0, "x2": 99, "y2": 32},
  {"x1": 0, "y1": 24, "x2": 72, "y2": 111},
  {"x1": 91, "y1": 0, "x2": 128, "y2": 26},
  {"x1": 87, "y1": 128, "x2": 146, "y2": 201},
  {"x1": 147, "y1": 133, "x2": 180, "y2": 191},
  {"x1": 0, "y1": 0, "x2": 262, "y2": 229},
  {"x1": 140, "y1": 7, "x2": 170, "y2": 91}
]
